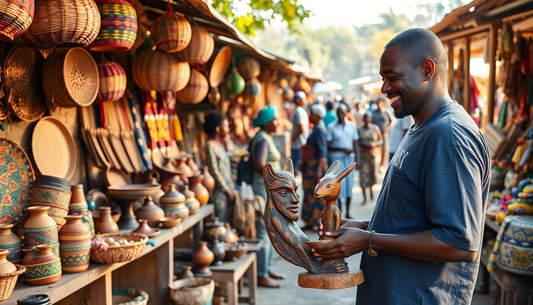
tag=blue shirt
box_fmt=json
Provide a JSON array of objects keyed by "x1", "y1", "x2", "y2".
[
  {"x1": 358, "y1": 102, "x2": 490, "y2": 305},
  {"x1": 323, "y1": 110, "x2": 337, "y2": 126},
  {"x1": 326, "y1": 120, "x2": 359, "y2": 160}
]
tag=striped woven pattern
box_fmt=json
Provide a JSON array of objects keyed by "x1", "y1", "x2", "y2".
[
  {"x1": 87, "y1": 0, "x2": 137, "y2": 52},
  {"x1": 151, "y1": 3, "x2": 191, "y2": 53},
  {"x1": 237, "y1": 57, "x2": 260, "y2": 80},
  {"x1": 173, "y1": 23, "x2": 214, "y2": 64},
  {"x1": 96, "y1": 59, "x2": 126, "y2": 103},
  {"x1": 22, "y1": 0, "x2": 100, "y2": 49},
  {"x1": 0, "y1": 0, "x2": 34, "y2": 42},
  {"x1": 133, "y1": 49, "x2": 190, "y2": 92},
  {"x1": 176, "y1": 69, "x2": 208, "y2": 104}
]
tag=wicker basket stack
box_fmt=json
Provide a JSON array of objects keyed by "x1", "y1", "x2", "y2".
[
  {"x1": 0, "y1": 0, "x2": 35, "y2": 42},
  {"x1": 133, "y1": 49, "x2": 190, "y2": 92}
]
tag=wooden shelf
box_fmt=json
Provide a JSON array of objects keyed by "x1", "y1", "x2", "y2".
[
  {"x1": 485, "y1": 215, "x2": 501, "y2": 233},
  {"x1": 6, "y1": 204, "x2": 214, "y2": 305}
]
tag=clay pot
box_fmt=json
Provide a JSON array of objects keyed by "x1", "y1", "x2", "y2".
[
  {"x1": 159, "y1": 184, "x2": 189, "y2": 220},
  {"x1": 68, "y1": 185, "x2": 95, "y2": 239},
  {"x1": 16, "y1": 294, "x2": 52, "y2": 305},
  {"x1": 134, "y1": 196, "x2": 165, "y2": 228},
  {"x1": 86, "y1": 195, "x2": 96, "y2": 211},
  {"x1": 161, "y1": 175, "x2": 184, "y2": 193},
  {"x1": 188, "y1": 175, "x2": 209, "y2": 206},
  {"x1": 0, "y1": 224, "x2": 22, "y2": 264},
  {"x1": 224, "y1": 224, "x2": 239, "y2": 244},
  {"x1": 132, "y1": 219, "x2": 161, "y2": 238},
  {"x1": 204, "y1": 217, "x2": 227, "y2": 244},
  {"x1": 22, "y1": 247, "x2": 37, "y2": 266},
  {"x1": 0, "y1": 249, "x2": 16, "y2": 276},
  {"x1": 183, "y1": 185, "x2": 200, "y2": 215},
  {"x1": 185, "y1": 156, "x2": 199, "y2": 174},
  {"x1": 147, "y1": 177, "x2": 165, "y2": 204},
  {"x1": 30, "y1": 175, "x2": 73, "y2": 228},
  {"x1": 177, "y1": 265, "x2": 194, "y2": 280},
  {"x1": 24, "y1": 206, "x2": 59, "y2": 255},
  {"x1": 59, "y1": 216, "x2": 91, "y2": 273},
  {"x1": 201, "y1": 167, "x2": 215, "y2": 193},
  {"x1": 24, "y1": 244, "x2": 62, "y2": 286},
  {"x1": 191, "y1": 241, "x2": 214, "y2": 276},
  {"x1": 208, "y1": 237, "x2": 225, "y2": 266},
  {"x1": 94, "y1": 207, "x2": 119, "y2": 234},
  {"x1": 174, "y1": 157, "x2": 192, "y2": 176}
]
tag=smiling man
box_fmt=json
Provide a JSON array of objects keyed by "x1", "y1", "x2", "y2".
[{"x1": 313, "y1": 28, "x2": 490, "y2": 304}]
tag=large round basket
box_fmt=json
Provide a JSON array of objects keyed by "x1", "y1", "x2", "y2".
[
  {"x1": 151, "y1": 1, "x2": 191, "y2": 53},
  {"x1": 133, "y1": 49, "x2": 190, "y2": 92},
  {"x1": 2, "y1": 45, "x2": 46, "y2": 122},
  {"x1": 0, "y1": 0, "x2": 34, "y2": 42},
  {"x1": 42, "y1": 47, "x2": 99, "y2": 108},
  {"x1": 22, "y1": 0, "x2": 100, "y2": 49},
  {"x1": 87, "y1": 0, "x2": 138, "y2": 52},
  {"x1": 91, "y1": 233, "x2": 148, "y2": 264},
  {"x1": 96, "y1": 59, "x2": 127, "y2": 103},
  {"x1": 237, "y1": 57, "x2": 260, "y2": 81},
  {"x1": 173, "y1": 24, "x2": 214, "y2": 64},
  {"x1": 112, "y1": 288, "x2": 149, "y2": 305},
  {"x1": 0, "y1": 264, "x2": 25, "y2": 301},
  {"x1": 126, "y1": 0, "x2": 148, "y2": 54},
  {"x1": 176, "y1": 69, "x2": 208, "y2": 105},
  {"x1": 169, "y1": 278, "x2": 214, "y2": 305}
]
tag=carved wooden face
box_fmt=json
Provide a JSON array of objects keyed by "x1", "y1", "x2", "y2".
[{"x1": 264, "y1": 160, "x2": 300, "y2": 222}]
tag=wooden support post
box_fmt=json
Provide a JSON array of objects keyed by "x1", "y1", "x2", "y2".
[
  {"x1": 158, "y1": 238, "x2": 173, "y2": 305},
  {"x1": 246, "y1": 253, "x2": 258, "y2": 305},
  {"x1": 488, "y1": 22, "x2": 499, "y2": 124},
  {"x1": 88, "y1": 273, "x2": 112, "y2": 305},
  {"x1": 447, "y1": 41, "x2": 454, "y2": 95},
  {"x1": 463, "y1": 38, "x2": 471, "y2": 113}
]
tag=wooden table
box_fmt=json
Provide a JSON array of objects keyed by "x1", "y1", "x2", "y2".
[
  {"x1": 6, "y1": 205, "x2": 213, "y2": 305},
  {"x1": 210, "y1": 253, "x2": 257, "y2": 305}
]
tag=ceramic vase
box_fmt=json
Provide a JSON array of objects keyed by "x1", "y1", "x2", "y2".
[
  {"x1": 68, "y1": 185, "x2": 95, "y2": 239},
  {"x1": 24, "y1": 206, "x2": 59, "y2": 256},
  {"x1": 183, "y1": 185, "x2": 200, "y2": 215},
  {"x1": 59, "y1": 216, "x2": 91, "y2": 273},
  {"x1": 192, "y1": 241, "x2": 214, "y2": 276},
  {"x1": 204, "y1": 217, "x2": 227, "y2": 244},
  {"x1": 94, "y1": 207, "x2": 119, "y2": 234},
  {"x1": 186, "y1": 157, "x2": 199, "y2": 174},
  {"x1": 132, "y1": 219, "x2": 160, "y2": 237},
  {"x1": 134, "y1": 196, "x2": 165, "y2": 228},
  {"x1": 208, "y1": 237, "x2": 225, "y2": 266},
  {"x1": 29, "y1": 175, "x2": 73, "y2": 229},
  {"x1": 85, "y1": 195, "x2": 96, "y2": 211},
  {"x1": 24, "y1": 244, "x2": 62, "y2": 286},
  {"x1": 147, "y1": 177, "x2": 165, "y2": 204},
  {"x1": 224, "y1": 224, "x2": 239, "y2": 243},
  {"x1": 159, "y1": 184, "x2": 189, "y2": 220},
  {"x1": 0, "y1": 224, "x2": 22, "y2": 264},
  {"x1": 0, "y1": 249, "x2": 16, "y2": 275},
  {"x1": 177, "y1": 265, "x2": 195, "y2": 279},
  {"x1": 174, "y1": 157, "x2": 192, "y2": 176},
  {"x1": 189, "y1": 175, "x2": 209, "y2": 206},
  {"x1": 22, "y1": 247, "x2": 37, "y2": 266},
  {"x1": 201, "y1": 167, "x2": 215, "y2": 194},
  {"x1": 161, "y1": 175, "x2": 184, "y2": 193}
]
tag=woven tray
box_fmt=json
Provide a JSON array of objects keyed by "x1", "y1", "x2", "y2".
[{"x1": 91, "y1": 233, "x2": 148, "y2": 264}]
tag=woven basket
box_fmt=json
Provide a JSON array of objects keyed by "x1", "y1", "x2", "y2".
[
  {"x1": 245, "y1": 78, "x2": 261, "y2": 96},
  {"x1": 133, "y1": 49, "x2": 190, "y2": 92},
  {"x1": 0, "y1": 264, "x2": 25, "y2": 301},
  {"x1": 87, "y1": 0, "x2": 138, "y2": 52},
  {"x1": 237, "y1": 57, "x2": 260, "y2": 81},
  {"x1": 173, "y1": 23, "x2": 213, "y2": 64},
  {"x1": 91, "y1": 233, "x2": 148, "y2": 264},
  {"x1": 2, "y1": 45, "x2": 46, "y2": 121},
  {"x1": 42, "y1": 47, "x2": 99, "y2": 108},
  {"x1": 151, "y1": 1, "x2": 190, "y2": 53},
  {"x1": 0, "y1": 0, "x2": 34, "y2": 42},
  {"x1": 126, "y1": 0, "x2": 148, "y2": 54},
  {"x1": 176, "y1": 69, "x2": 208, "y2": 104},
  {"x1": 22, "y1": 0, "x2": 100, "y2": 49},
  {"x1": 96, "y1": 59, "x2": 127, "y2": 103}
]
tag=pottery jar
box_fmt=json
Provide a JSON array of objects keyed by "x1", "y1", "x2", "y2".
[
  {"x1": 0, "y1": 224, "x2": 22, "y2": 264},
  {"x1": 22, "y1": 247, "x2": 37, "y2": 266},
  {"x1": 174, "y1": 157, "x2": 192, "y2": 176},
  {"x1": 208, "y1": 237, "x2": 225, "y2": 266},
  {"x1": 186, "y1": 156, "x2": 199, "y2": 174},
  {"x1": 204, "y1": 217, "x2": 227, "y2": 244},
  {"x1": 183, "y1": 185, "x2": 200, "y2": 215},
  {"x1": 147, "y1": 178, "x2": 165, "y2": 204},
  {"x1": 177, "y1": 265, "x2": 194, "y2": 279},
  {"x1": 161, "y1": 175, "x2": 184, "y2": 193},
  {"x1": 68, "y1": 185, "x2": 95, "y2": 239},
  {"x1": 188, "y1": 175, "x2": 209, "y2": 206},
  {"x1": 59, "y1": 216, "x2": 91, "y2": 273},
  {"x1": 0, "y1": 249, "x2": 17, "y2": 276},
  {"x1": 24, "y1": 244, "x2": 62, "y2": 286},
  {"x1": 134, "y1": 196, "x2": 165, "y2": 228},
  {"x1": 191, "y1": 241, "x2": 214, "y2": 275},
  {"x1": 16, "y1": 294, "x2": 52, "y2": 305},
  {"x1": 159, "y1": 184, "x2": 189, "y2": 220},
  {"x1": 132, "y1": 219, "x2": 160, "y2": 238},
  {"x1": 85, "y1": 195, "x2": 96, "y2": 211},
  {"x1": 201, "y1": 166, "x2": 215, "y2": 194},
  {"x1": 24, "y1": 206, "x2": 59, "y2": 255},
  {"x1": 224, "y1": 224, "x2": 239, "y2": 244},
  {"x1": 94, "y1": 207, "x2": 119, "y2": 234}
]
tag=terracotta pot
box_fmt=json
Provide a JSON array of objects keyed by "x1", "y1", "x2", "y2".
[
  {"x1": 174, "y1": 157, "x2": 192, "y2": 176},
  {"x1": 24, "y1": 244, "x2": 62, "y2": 285},
  {"x1": 94, "y1": 207, "x2": 119, "y2": 234},
  {"x1": 86, "y1": 195, "x2": 96, "y2": 211},
  {"x1": 132, "y1": 219, "x2": 160, "y2": 237},
  {"x1": 22, "y1": 247, "x2": 37, "y2": 266},
  {"x1": 134, "y1": 196, "x2": 165, "y2": 228},
  {"x1": 188, "y1": 175, "x2": 209, "y2": 206},
  {"x1": 186, "y1": 156, "x2": 199, "y2": 174},
  {"x1": 147, "y1": 177, "x2": 165, "y2": 204},
  {"x1": 177, "y1": 265, "x2": 195, "y2": 279},
  {"x1": 201, "y1": 167, "x2": 215, "y2": 194},
  {"x1": 208, "y1": 237, "x2": 225, "y2": 266},
  {"x1": 0, "y1": 224, "x2": 22, "y2": 264},
  {"x1": 24, "y1": 206, "x2": 59, "y2": 255},
  {"x1": 0, "y1": 249, "x2": 16, "y2": 276},
  {"x1": 183, "y1": 185, "x2": 200, "y2": 215},
  {"x1": 204, "y1": 217, "x2": 227, "y2": 244},
  {"x1": 191, "y1": 241, "x2": 214, "y2": 275},
  {"x1": 224, "y1": 224, "x2": 239, "y2": 244},
  {"x1": 68, "y1": 184, "x2": 95, "y2": 239},
  {"x1": 161, "y1": 175, "x2": 184, "y2": 193},
  {"x1": 59, "y1": 216, "x2": 91, "y2": 273},
  {"x1": 159, "y1": 184, "x2": 189, "y2": 220}
]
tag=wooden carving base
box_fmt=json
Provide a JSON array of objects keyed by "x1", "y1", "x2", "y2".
[{"x1": 298, "y1": 268, "x2": 364, "y2": 290}]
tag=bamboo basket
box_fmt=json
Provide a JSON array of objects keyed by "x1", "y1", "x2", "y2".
[
  {"x1": 126, "y1": 0, "x2": 148, "y2": 54},
  {"x1": 91, "y1": 233, "x2": 148, "y2": 264},
  {"x1": 151, "y1": 0, "x2": 191, "y2": 53},
  {"x1": 173, "y1": 23, "x2": 213, "y2": 64},
  {"x1": 0, "y1": 0, "x2": 34, "y2": 42},
  {"x1": 237, "y1": 57, "x2": 260, "y2": 81},
  {"x1": 176, "y1": 69, "x2": 208, "y2": 105},
  {"x1": 0, "y1": 264, "x2": 26, "y2": 301},
  {"x1": 133, "y1": 49, "x2": 190, "y2": 92},
  {"x1": 22, "y1": 0, "x2": 100, "y2": 49},
  {"x1": 96, "y1": 59, "x2": 127, "y2": 103}
]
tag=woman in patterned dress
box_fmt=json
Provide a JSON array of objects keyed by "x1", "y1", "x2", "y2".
[
  {"x1": 357, "y1": 112, "x2": 383, "y2": 205},
  {"x1": 204, "y1": 112, "x2": 235, "y2": 222}
]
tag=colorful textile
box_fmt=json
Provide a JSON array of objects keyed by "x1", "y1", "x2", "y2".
[
  {"x1": 358, "y1": 124, "x2": 381, "y2": 189},
  {"x1": 205, "y1": 141, "x2": 234, "y2": 222}
]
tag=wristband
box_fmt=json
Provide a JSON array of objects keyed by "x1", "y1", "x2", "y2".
[{"x1": 368, "y1": 230, "x2": 378, "y2": 257}]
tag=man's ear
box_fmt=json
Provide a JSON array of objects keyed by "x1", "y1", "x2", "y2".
[{"x1": 422, "y1": 59, "x2": 436, "y2": 81}]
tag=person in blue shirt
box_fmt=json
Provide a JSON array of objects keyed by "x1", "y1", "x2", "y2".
[{"x1": 323, "y1": 100, "x2": 337, "y2": 126}]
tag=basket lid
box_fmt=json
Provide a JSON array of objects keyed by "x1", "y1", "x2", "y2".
[{"x1": 62, "y1": 48, "x2": 99, "y2": 107}]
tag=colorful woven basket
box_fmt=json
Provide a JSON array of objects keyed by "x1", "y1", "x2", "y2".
[
  {"x1": 151, "y1": 0, "x2": 191, "y2": 53},
  {"x1": 87, "y1": 0, "x2": 138, "y2": 52},
  {"x1": 96, "y1": 59, "x2": 126, "y2": 103},
  {"x1": 173, "y1": 23, "x2": 213, "y2": 64},
  {"x1": 237, "y1": 57, "x2": 260, "y2": 81},
  {"x1": 133, "y1": 49, "x2": 190, "y2": 92},
  {"x1": 22, "y1": 0, "x2": 100, "y2": 49},
  {"x1": 0, "y1": 0, "x2": 34, "y2": 42},
  {"x1": 176, "y1": 69, "x2": 208, "y2": 105}
]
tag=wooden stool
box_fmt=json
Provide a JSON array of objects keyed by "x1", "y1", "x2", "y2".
[{"x1": 210, "y1": 252, "x2": 257, "y2": 305}]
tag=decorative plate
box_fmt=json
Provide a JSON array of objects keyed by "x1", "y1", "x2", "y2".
[{"x1": 0, "y1": 138, "x2": 34, "y2": 224}]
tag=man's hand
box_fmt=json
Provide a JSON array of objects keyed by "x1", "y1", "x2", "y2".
[
  {"x1": 312, "y1": 227, "x2": 370, "y2": 259},
  {"x1": 317, "y1": 218, "x2": 367, "y2": 237}
]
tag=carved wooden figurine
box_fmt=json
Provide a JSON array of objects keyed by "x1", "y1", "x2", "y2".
[{"x1": 263, "y1": 160, "x2": 363, "y2": 289}]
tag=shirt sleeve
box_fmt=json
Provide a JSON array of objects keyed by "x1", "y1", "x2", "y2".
[
  {"x1": 205, "y1": 144, "x2": 229, "y2": 193},
  {"x1": 326, "y1": 124, "x2": 333, "y2": 141},
  {"x1": 293, "y1": 108, "x2": 302, "y2": 125},
  {"x1": 315, "y1": 127, "x2": 328, "y2": 160},
  {"x1": 423, "y1": 145, "x2": 485, "y2": 252},
  {"x1": 254, "y1": 139, "x2": 268, "y2": 160}
]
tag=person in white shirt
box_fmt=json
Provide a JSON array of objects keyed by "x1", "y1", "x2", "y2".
[
  {"x1": 389, "y1": 115, "x2": 414, "y2": 161},
  {"x1": 290, "y1": 91, "x2": 309, "y2": 176}
]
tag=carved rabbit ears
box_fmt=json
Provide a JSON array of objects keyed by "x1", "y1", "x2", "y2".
[
  {"x1": 263, "y1": 160, "x2": 294, "y2": 178},
  {"x1": 325, "y1": 160, "x2": 356, "y2": 181}
]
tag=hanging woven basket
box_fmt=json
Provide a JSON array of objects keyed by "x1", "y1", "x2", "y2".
[
  {"x1": 173, "y1": 23, "x2": 213, "y2": 64},
  {"x1": 151, "y1": 1, "x2": 191, "y2": 53},
  {"x1": 245, "y1": 78, "x2": 261, "y2": 97},
  {"x1": 133, "y1": 49, "x2": 190, "y2": 92},
  {"x1": 96, "y1": 59, "x2": 126, "y2": 103},
  {"x1": 0, "y1": 0, "x2": 34, "y2": 42},
  {"x1": 22, "y1": 0, "x2": 100, "y2": 49},
  {"x1": 86, "y1": 0, "x2": 138, "y2": 52},
  {"x1": 237, "y1": 58, "x2": 260, "y2": 81},
  {"x1": 176, "y1": 69, "x2": 208, "y2": 105},
  {"x1": 224, "y1": 67, "x2": 245, "y2": 95},
  {"x1": 126, "y1": 0, "x2": 148, "y2": 54}
]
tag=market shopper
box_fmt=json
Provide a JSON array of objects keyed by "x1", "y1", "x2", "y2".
[
  {"x1": 357, "y1": 112, "x2": 383, "y2": 205},
  {"x1": 370, "y1": 96, "x2": 394, "y2": 170},
  {"x1": 290, "y1": 91, "x2": 309, "y2": 177},
  {"x1": 323, "y1": 100, "x2": 337, "y2": 126},
  {"x1": 250, "y1": 105, "x2": 286, "y2": 288},
  {"x1": 314, "y1": 28, "x2": 490, "y2": 304}
]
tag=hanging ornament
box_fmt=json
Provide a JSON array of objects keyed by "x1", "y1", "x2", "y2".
[
  {"x1": 224, "y1": 67, "x2": 245, "y2": 95},
  {"x1": 96, "y1": 58, "x2": 127, "y2": 103},
  {"x1": 151, "y1": 0, "x2": 191, "y2": 53}
]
